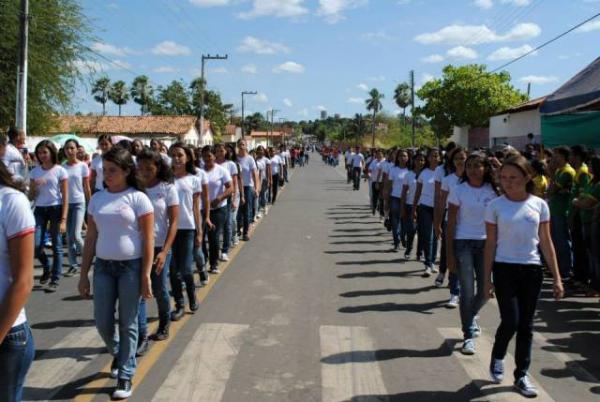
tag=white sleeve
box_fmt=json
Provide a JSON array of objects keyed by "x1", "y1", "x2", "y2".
[
  {"x1": 539, "y1": 199, "x2": 550, "y2": 223},
  {"x1": 4, "y1": 192, "x2": 35, "y2": 240},
  {"x1": 484, "y1": 201, "x2": 497, "y2": 224},
  {"x1": 166, "y1": 184, "x2": 179, "y2": 206},
  {"x1": 134, "y1": 192, "x2": 154, "y2": 218},
  {"x1": 447, "y1": 186, "x2": 460, "y2": 207}
]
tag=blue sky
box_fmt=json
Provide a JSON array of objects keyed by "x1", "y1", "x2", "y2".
[{"x1": 75, "y1": 0, "x2": 600, "y2": 120}]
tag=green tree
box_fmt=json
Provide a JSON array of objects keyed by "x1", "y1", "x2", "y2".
[
  {"x1": 149, "y1": 80, "x2": 191, "y2": 115},
  {"x1": 393, "y1": 82, "x2": 411, "y2": 126},
  {"x1": 109, "y1": 80, "x2": 129, "y2": 116},
  {"x1": 365, "y1": 88, "x2": 384, "y2": 148},
  {"x1": 189, "y1": 78, "x2": 232, "y2": 137},
  {"x1": 131, "y1": 75, "x2": 153, "y2": 115},
  {"x1": 92, "y1": 77, "x2": 111, "y2": 116},
  {"x1": 350, "y1": 114, "x2": 367, "y2": 146},
  {"x1": 0, "y1": 0, "x2": 93, "y2": 133},
  {"x1": 245, "y1": 112, "x2": 268, "y2": 133},
  {"x1": 416, "y1": 64, "x2": 527, "y2": 139}
]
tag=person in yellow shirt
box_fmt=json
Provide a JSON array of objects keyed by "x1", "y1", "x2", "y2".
[
  {"x1": 569, "y1": 145, "x2": 592, "y2": 287},
  {"x1": 530, "y1": 160, "x2": 549, "y2": 199}
]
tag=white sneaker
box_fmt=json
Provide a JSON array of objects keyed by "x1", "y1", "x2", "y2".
[
  {"x1": 422, "y1": 266, "x2": 433, "y2": 277},
  {"x1": 112, "y1": 379, "x2": 132, "y2": 399},
  {"x1": 201, "y1": 278, "x2": 209, "y2": 286},
  {"x1": 446, "y1": 294, "x2": 459, "y2": 309},
  {"x1": 434, "y1": 272, "x2": 445, "y2": 288},
  {"x1": 219, "y1": 253, "x2": 229, "y2": 262},
  {"x1": 431, "y1": 265, "x2": 439, "y2": 273},
  {"x1": 256, "y1": 213, "x2": 263, "y2": 219},
  {"x1": 233, "y1": 238, "x2": 240, "y2": 246}
]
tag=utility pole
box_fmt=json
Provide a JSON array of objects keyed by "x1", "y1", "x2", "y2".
[
  {"x1": 527, "y1": 82, "x2": 531, "y2": 98},
  {"x1": 267, "y1": 109, "x2": 279, "y2": 147},
  {"x1": 241, "y1": 90, "x2": 257, "y2": 138},
  {"x1": 278, "y1": 117, "x2": 286, "y2": 145},
  {"x1": 410, "y1": 70, "x2": 416, "y2": 148},
  {"x1": 199, "y1": 54, "x2": 228, "y2": 139},
  {"x1": 15, "y1": 0, "x2": 30, "y2": 136}
]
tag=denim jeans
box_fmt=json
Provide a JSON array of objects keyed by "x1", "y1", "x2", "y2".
[
  {"x1": 417, "y1": 205, "x2": 437, "y2": 268},
  {"x1": 238, "y1": 186, "x2": 254, "y2": 236},
  {"x1": 231, "y1": 193, "x2": 240, "y2": 240},
  {"x1": 259, "y1": 179, "x2": 268, "y2": 210},
  {"x1": 440, "y1": 220, "x2": 460, "y2": 296},
  {"x1": 390, "y1": 197, "x2": 403, "y2": 247},
  {"x1": 208, "y1": 206, "x2": 227, "y2": 268},
  {"x1": 454, "y1": 240, "x2": 486, "y2": 339},
  {"x1": 372, "y1": 183, "x2": 384, "y2": 217},
  {"x1": 271, "y1": 174, "x2": 280, "y2": 204},
  {"x1": 34, "y1": 205, "x2": 63, "y2": 281},
  {"x1": 550, "y1": 214, "x2": 573, "y2": 279},
  {"x1": 66, "y1": 202, "x2": 85, "y2": 268},
  {"x1": 352, "y1": 167, "x2": 362, "y2": 190},
  {"x1": 138, "y1": 248, "x2": 172, "y2": 335},
  {"x1": 169, "y1": 229, "x2": 196, "y2": 308},
  {"x1": 93, "y1": 258, "x2": 141, "y2": 381},
  {"x1": 222, "y1": 198, "x2": 232, "y2": 254},
  {"x1": 491, "y1": 262, "x2": 543, "y2": 380},
  {"x1": 402, "y1": 204, "x2": 417, "y2": 254},
  {"x1": 0, "y1": 322, "x2": 35, "y2": 402}
]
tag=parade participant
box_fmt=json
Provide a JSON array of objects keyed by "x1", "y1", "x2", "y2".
[
  {"x1": 0, "y1": 127, "x2": 27, "y2": 183},
  {"x1": 29, "y1": 141, "x2": 69, "y2": 292},
  {"x1": 446, "y1": 153, "x2": 499, "y2": 355},
  {"x1": 351, "y1": 146, "x2": 365, "y2": 191},
  {"x1": 236, "y1": 139, "x2": 259, "y2": 241},
  {"x1": 62, "y1": 139, "x2": 91, "y2": 277},
  {"x1": 255, "y1": 146, "x2": 271, "y2": 218},
  {"x1": 78, "y1": 147, "x2": 154, "y2": 399},
  {"x1": 136, "y1": 149, "x2": 179, "y2": 347},
  {"x1": 484, "y1": 155, "x2": 563, "y2": 398},
  {"x1": 0, "y1": 161, "x2": 35, "y2": 402},
  {"x1": 90, "y1": 135, "x2": 113, "y2": 192},
  {"x1": 269, "y1": 147, "x2": 283, "y2": 204},
  {"x1": 388, "y1": 149, "x2": 409, "y2": 251},
  {"x1": 368, "y1": 149, "x2": 386, "y2": 219},
  {"x1": 216, "y1": 143, "x2": 239, "y2": 262},
  {"x1": 344, "y1": 147, "x2": 354, "y2": 184},
  {"x1": 401, "y1": 152, "x2": 425, "y2": 260}
]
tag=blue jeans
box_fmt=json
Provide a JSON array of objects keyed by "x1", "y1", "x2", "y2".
[
  {"x1": 66, "y1": 202, "x2": 85, "y2": 268},
  {"x1": 238, "y1": 186, "x2": 254, "y2": 236},
  {"x1": 417, "y1": 205, "x2": 437, "y2": 268},
  {"x1": 402, "y1": 204, "x2": 418, "y2": 254},
  {"x1": 138, "y1": 248, "x2": 172, "y2": 335},
  {"x1": 170, "y1": 229, "x2": 196, "y2": 307},
  {"x1": 259, "y1": 179, "x2": 268, "y2": 210},
  {"x1": 93, "y1": 258, "x2": 141, "y2": 381},
  {"x1": 440, "y1": 220, "x2": 460, "y2": 296},
  {"x1": 352, "y1": 167, "x2": 361, "y2": 190},
  {"x1": 208, "y1": 206, "x2": 227, "y2": 268},
  {"x1": 222, "y1": 197, "x2": 232, "y2": 254},
  {"x1": 0, "y1": 322, "x2": 34, "y2": 402},
  {"x1": 455, "y1": 240, "x2": 487, "y2": 339},
  {"x1": 390, "y1": 197, "x2": 403, "y2": 246},
  {"x1": 550, "y1": 214, "x2": 573, "y2": 279},
  {"x1": 34, "y1": 205, "x2": 63, "y2": 281}
]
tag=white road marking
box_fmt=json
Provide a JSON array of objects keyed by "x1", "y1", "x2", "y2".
[
  {"x1": 438, "y1": 327, "x2": 556, "y2": 402},
  {"x1": 151, "y1": 323, "x2": 249, "y2": 402},
  {"x1": 320, "y1": 325, "x2": 388, "y2": 402}
]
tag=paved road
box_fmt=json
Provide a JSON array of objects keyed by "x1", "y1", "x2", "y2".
[{"x1": 23, "y1": 158, "x2": 600, "y2": 401}]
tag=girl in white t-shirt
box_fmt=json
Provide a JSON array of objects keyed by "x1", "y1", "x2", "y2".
[
  {"x1": 78, "y1": 147, "x2": 154, "y2": 400},
  {"x1": 0, "y1": 162, "x2": 35, "y2": 402},
  {"x1": 401, "y1": 152, "x2": 425, "y2": 260},
  {"x1": 446, "y1": 153, "x2": 499, "y2": 355},
  {"x1": 388, "y1": 150, "x2": 409, "y2": 251},
  {"x1": 483, "y1": 155, "x2": 563, "y2": 397},
  {"x1": 62, "y1": 139, "x2": 91, "y2": 277},
  {"x1": 29, "y1": 140, "x2": 69, "y2": 291},
  {"x1": 216, "y1": 143, "x2": 239, "y2": 260},
  {"x1": 90, "y1": 135, "x2": 112, "y2": 192},
  {"x1": 255, "y1": 146, "x2": 271, "y2": 218},
  {"x1": 136, "y1": 149, "x2": 180, "y2": 347}
]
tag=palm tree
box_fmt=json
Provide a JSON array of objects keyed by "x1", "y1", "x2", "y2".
[
  {"x1": 365, "y1": 88, "x2": 384, "y2": 148},
  {"x1": 92, "y1": 77, "x2": 111, "y2": 115},
  {"x1": 131, "y1": 75, "x2": 153, "y2": 115},
  {"x1": 394, "y1": 82, "x2": 411, "y2": 126},
  {"x1": 109, "y1": 80, "x2": 130, "y2": 116},
  {"x1": 350, "y1": 113, "x2": 367, "y2": 146}
]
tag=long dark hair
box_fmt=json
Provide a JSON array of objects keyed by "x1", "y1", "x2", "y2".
[
  {"x1": 169, "y1": 142, "x2": 196, "y2": 175},
  {"x1": 136, "y1": 148, "x2": 174, "y2": 184},
  {"x1": 425, "y1": 147, "x2": 440, "y2": 170},
  {"x1": 460, "y1": 153, "x2": 499, "y2": 194},
  {"x1": 35, "y1": 140, "x2": 59, "y2": 165},
  {"x1": 444, "y1": 146, "x2": 466, "y2": 175},
  {"x1": 394, "y1": 149, "x2": 409, "y2": 168},
  {"x1": 102, "y1": 147, "x2": 140, "y2": 190}
]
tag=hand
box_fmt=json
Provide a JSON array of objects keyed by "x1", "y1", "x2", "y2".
[
  {"x1": 59, "y1": 220, "x2": 67, "y2": 234},
  {"x1": 254, "y1": 188, "x2": 259, "y2": 197},
  {"x1": 240, "y1": 197, "x2": 246, "y2": 206},
  {"x1": 78, "y1": 275, "x2": 91, "y2": 299},
  {"x1": 233, "y1": 200, "x2": 239, "y2": 209},
  {"x1": 206, "y1": 219, "x2": 215, "y2": 231},
  {"x1": 434, "y1": 224, "x2": 442, "y2": 240},
  {"x1": 447, "y1": 258, "x2": 456, "y2": 274},
  {"x1": 210, "y1": 198, "x2": 221, "y2": 209},
  {"x1": 195, "y1": 233, "x2": 202, "y2": 247},
  {"x1": 484, "y1": 280, "x2": 495, "y2": 301},
  {"x1": 141, "y1": 275, "x2": 153, "y2": 299},
  {"x1": 154, "y1": 251, "x2": 167, "y2": 274},
  {"x1": 553, "y1": 280, "x2": 564, "y2": 300}
]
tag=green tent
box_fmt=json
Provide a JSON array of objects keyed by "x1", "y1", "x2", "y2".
[{"x1": 541, "y1": 112, "x2": 600, "y2": 148}]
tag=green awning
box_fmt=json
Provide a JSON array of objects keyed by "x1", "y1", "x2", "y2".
[{"x1": 541, "y1": 112, "x2": 600, "y2": 148}]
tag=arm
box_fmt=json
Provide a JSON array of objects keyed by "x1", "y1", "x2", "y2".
[
  {"x1": 253, "y1": 170, "x2": 260, "y2": 196},
  {"x1": 60, "y1": 179, "x2": 69, "y2": 233},
  {"x1": 400, "y1": 184, "x2": 409, "y2": 219},
  {"x1": 139, "y1": 213, "x2": 155, "y2": 299},
  {"x1": 28, "y1": 179, "x2": 36, "y2": 201},
  {"x1": 446, "y1": 204, "x2": 458, "y2": 273},
  {"x1": 231, "y1": 174, "x2": 239, "y2": 209},
  {"x1": 433, "y1": 181, "x2": 443, "y2": 238},
  {"x1": 78, "y1": 216, "x2": 97, "y2": 298},
  {"x1": 83, "y1": 176, "x2": 91, "y2": 203},
  {"x1": 201, "y1": 183, "x2": 212, "y2": 229},
  {"x1": 413, "y1": 182, "x2": 423, "y2": 218},
  {"x1": 539, "y1": 221, "x2": 564, "y2": 300},
  {"x1": 193, "y1": 193, "x2": 202, "y2": 246},
  {"x1": 483, "y1": 223, "x2": 497, "y2": 300},
  {"x1": 90, "y1": 169, "x2": 97, "y2": 192},
  {"x1": 154, "y1": 205, "x2": 179, "y2": 275},
  {"x1": 0, "y1": 232, "x2": 34, "y2": 342}
]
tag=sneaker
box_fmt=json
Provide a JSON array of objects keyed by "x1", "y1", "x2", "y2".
[
  {"x1": 404, "y1": 252, "x2": 410, "y2": 260},
  {"x1": 434, "y1": 272, "x2": 445, "y2": 288},
  {"x1": 201, "y1": 277, "x2": 209, "y2": 286},
  {"x1": 189, "y1": 299, "x2": 199, "y2": 313},
  {"x1": 514, "y1": 375, "x2": 538, "y2": 398},
  {"x1": 393, "y1": 244, "x2": 400, "y2": 252},
  {"x1": 110, "y1": 357, "x2": 119, "y2": 379},
  {"x1": 209, "y1": 267, "x2": 220, "y2": 274},
  {"x1": 489, "y1": 358, "x2": 505, "y2": 384},
  {"x1": 256, "y1": 213, "x2": 263, "y2": 219},
  {"x1": 136, "y1": 336, "x2": 149, "y2": 357},
  {"x1": 242, "y1": 234, "x2": 250, "y2": 241},
  {"x1": 170, "y1": 306, "x2": 185, "y2": 321},
  {"x1": 47, "y1": 281, "x2": 59, "y2": 292},
  {"x1": 461, "y1": 339, "x2": 476, "y2": 355},
  {"x1": 431, "y1": 265, "x2": 439, "y2": 274},
  {"x1": 233, "y1": 238, "x2": 240, "y2": 246},
  {"x1": 150, "y1": 325, "x2": 170, "y2": 341},
  {"x1": 39, "y1": 271, "x2": 50, "y2": 285},
  {"x1": 112, "y1": 379, "x2": 132, "y2": 400},
  {"x1": 446, "y1": 294, "x2": 459, "y2": 309},
  {"x1": 416, "y1": 254, "x2": 422, "y2": 262},
  {"x1": 422, "y1": 266, "x2": 433, "y2": 277},
  {"x1": 472, "y1": 321, "x2": 482, "y2": 338},
  {"x1": 219, "y1": 253, "x2": 229, "y2": 262},
  {"x1": 64, "y1": 266, "x2": 79, "y2": 277}
]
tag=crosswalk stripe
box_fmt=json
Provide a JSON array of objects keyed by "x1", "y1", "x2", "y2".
[
  {"x1": 438, "y1": 327, "x2": 556, "y2": 402},
  {"x1": 151, "y1": 323, "x2": 249, "y2": 402},
  {"x1": 24, "y1": 327, "x2": 104, "y2": 400},
  {"x1": 320, "y1": 325, "x2": 388, "y2": 402}
]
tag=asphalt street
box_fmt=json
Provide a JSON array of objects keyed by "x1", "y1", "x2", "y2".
[{"x1": 22, "y1": 157, "x2": 600, "y2": 402}]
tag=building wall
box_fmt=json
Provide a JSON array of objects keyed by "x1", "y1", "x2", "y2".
[
  {"x1": 489, "y1": 109, "x2": 541, "y2": 148},
  {"x1": 468, "y1": 127, "x2": 489, "y2": 149},
  {"x1": 450, "y1": 126, "x2": 469, "y2": 147}
]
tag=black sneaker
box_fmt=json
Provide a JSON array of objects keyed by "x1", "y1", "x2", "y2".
[
  {"x1": 39, "y1": 271, "x2": 50, "y2": 285},
  {"x1": 209, "y1": 266, "x2": 220, "y2": 274},
  {"x1": 136, "y1": 335, "x2": 149, "y2": 357},
  {"x1": 47, "y1": 281, "x2": 59, "y2": 292},
  {"x1": 242, "y1": 234, "x2": 250, "y2": 241},
  {"x1": 150, "y1": 325, "x2": 170, "y2": 341},
  {"x1": 189, "y1": 298, "x2": 199, "y2": 313},
  {"x1": 170, "y1": 306, "x2": 185, "y2": 321},
  {"x1": 112, "y1": 379, "x2": 132, "y2": 399},
  {"x1": 110, "y1": 357, "x2": 119, "y2": 379},
  {"x1": 64, "y1": 266, "x2": 79, "y2": 277}
]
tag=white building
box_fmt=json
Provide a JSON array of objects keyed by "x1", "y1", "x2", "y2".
[{"x1": 489, "y1": 96, "x2": 545, "y2": 149}]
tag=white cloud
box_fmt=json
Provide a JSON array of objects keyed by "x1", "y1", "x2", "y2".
[
  {"x1": 283, "y1": 98, "x2": 293, "y2": 107},
  {"x1": 189, "y1": 0, "x2": 232, "y2": 6},
  {"x1": 73, "y1": 60, "x2": 106, "y2": 73},
  {"x1": 91, "y1": 42, "x2": 135, "y2": 57},
  {"x1": 519, "y1": 75, "x2": 559, "y2": 84},
  {"x1": 474, "y1": 0, "x2": 493, "y2": 9},
  {"x1": 273, "y1": 61, "x2": 305, "y2": 73},
  {"x1": 298, "y1": 108, "x2": 309, "y2": 117},
  {"x1": 576, "y1": 20, "x2": 600, "y2": 33},
  {"x1": 446, "y1": 46, "x2": 478, "y2": 60},
  {"x1": 421, "y1": 73, "x2": 435, "y2": 84},
  {"x1": 317, "y1": 0, "x2": 368, "y2": 24},
  {"x1": 241, "y1": 64, "x2": 258, "y2": 74},
  {"x1": 421, "y1": 54, "x2": 445, "y2": 63},
  {"x1": 347, "y1": 97, "x2": 365, "y2": 104},
  {"x1": 357, "y1": 83, "x2": 369, "y2": 91},
  {"x1": 415, "y1": 22, "x2": 541, "y2": 45},
  {"x1": 238, "y1": 0, "x2": 308, "y2": 19},
  {"x1": 153, "y1": 66, "x2": 179, "y2": 73},
  {"x1": 317, "y1": 105, "x2": 327, "y2": 111},
  {"x1": 487, "y1": 44, "x2": 535, "y2": 61},
  {"x1": 475, "y1": 0, "x2": 531, "y2": 6},
  {"x1": 254, "y1": 93, "x2": 269, "y2": 103},
  {"x1": 151, "y1": 41, "x2": 191, "y2": 56},
  {"x1": 502, "y1": 0, "x2": 531, "y2": 5},
  {"x1": 237, "y1": 36, "x2": 290, "y2": 55}
]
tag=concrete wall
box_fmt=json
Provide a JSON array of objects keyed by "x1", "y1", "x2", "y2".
[
  {"x1": 450, "y1": 126, "x2": 469, "y2": 147},
  {"x1": 489, "y1": 109, "x2": 541, "y2": 148}
]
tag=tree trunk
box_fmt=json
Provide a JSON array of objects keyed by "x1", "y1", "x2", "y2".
[
  {"x1": 118, "y1": 104, "x2": 122, "y2": 116},
  {"x1": 402, "y1": 108, "x2": 406, "y2": 126},
  {"x1": 371, "y1": 110, "x2": 376, "y2": 148},
  {"x1": 102, "y1": 102, "x2": 106, "y2": 116}
]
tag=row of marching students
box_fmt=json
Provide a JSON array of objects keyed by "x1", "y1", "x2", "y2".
[
  {"x1": 363, "y1": 145, "x2": 568, "y2": 398},
  {"x1": 0, "y1": 132, "x2": 289, "y2": 401}
]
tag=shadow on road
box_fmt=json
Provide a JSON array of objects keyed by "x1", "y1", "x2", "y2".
[
  {"x1": 339, "y1": 286, "x2": 435, "y2": 298},
  {"x1": 337, "y1": 270, "x2": 419, "y2": 278},
  {"x1": 320, "y1": 341, "x2": 453, "y2": 364},
  {"x1": 31, "y1": 319, "x2": 95, "y2": 330},
  {"x1": 339, "y1": 300, "x2": 447, "y2": 315}
]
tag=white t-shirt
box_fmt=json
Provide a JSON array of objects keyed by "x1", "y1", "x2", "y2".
[
  {"x1": 441, "y1": 173, "x2": 461, "y2": 209},
  {"x1": 205, "y1": 164, "x2": 232, "y2": 209},
  {"x1": 90, "y1": 155, "x2": 104, "y2": 191},
  {"x1": 484, "y1": 195, "x2": 550, "y2": 265},
  {"x1": 195, "y1": 168, "x2": 210, "y2": 211},
  {"x1": 0, "y1": 186, "x2": 35, "y2": 327},
  {"x1": 389, "y1": 166, "x2": 409, "y2": 198},
  {"x1": 403, "y1": 171, "x2": 418, "y2": 205},
  {"x1": 238, "y1": 155, "x2": 257, "y2": 187},
  {"x1": 345, "y1": 151, "x2": 354, "y2": 164},
  {"x1": 30, "y1": 165, "x2": 68, "y2": 207},
  {"x1": 352, "y1": 153, "x2": 365, "y2": 168},
  {"x1": 270, "y1": 155, "x2": 282, "y2": 175},
  {"x1": 175, "y1": 174, "x2": 204, "y2": 230},
  {"x1": 256, "y1": 157, "x2": 270, "y2": 181},
  {"x1": 63, "y1": 161, "x2": 90, "y2": 204},
  {"x1": 1, "y1": 144, "x2": 26, "y2": 182},
  {"x1": 219, "y1": 160, "x2": 238, "y2": 178},
  {"x1": 280, "y1": 151, "x2": 288, "y2": 166},
  {"x1": 145, "y1": 182, "x2": 179, "y2": 247},
  {"x1": 369, "y1": 159, "x2": 384, "y2": 183},
  {"x1": 448, "y1": 182, "x2": 498, "y2": 240},
  {"x1": 417, "y1": 168, "x2": 436, "y2": 207},
  {"x1": 88, "y1": 188, "x2": 154, "y2": 261},
  {"x1": 434, "y1": 165, "x2": 446, "y2": 183}
]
